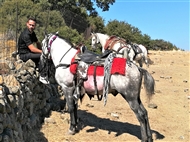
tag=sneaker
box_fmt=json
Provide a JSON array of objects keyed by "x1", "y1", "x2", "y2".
[{"x1": 39, "y1": 76, "x2": 50, "y2": 84}]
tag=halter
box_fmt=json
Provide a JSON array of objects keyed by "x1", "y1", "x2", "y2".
[
  {"x1": 43, "y1": 33, "x2": 84, "y2": 69},
  {"x1": 48, "y1": 34, "x2": 57, "y2": 52},
  {"x1": 42, "y1": 33, "x2": 57, "y2": 58}
]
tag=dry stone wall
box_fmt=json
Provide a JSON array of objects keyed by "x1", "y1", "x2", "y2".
[{"x1": 0, "y1": 57, "x2": 63, "y2": 142}]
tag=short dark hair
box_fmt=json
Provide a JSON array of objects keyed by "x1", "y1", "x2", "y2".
[{"x1": 27, "y1": 17, "x2": 36, "y2": 23}]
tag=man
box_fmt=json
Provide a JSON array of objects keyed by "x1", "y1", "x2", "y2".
[{"x1": 18, "y1": 17, "x2": 49, "y2": 84}]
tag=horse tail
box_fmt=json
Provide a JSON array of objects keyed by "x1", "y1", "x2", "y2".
[{"x1": 140, "y1": 68, "x2": 155, "y2": 100}]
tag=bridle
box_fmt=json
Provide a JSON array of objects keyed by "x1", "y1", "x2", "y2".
[
  {"x1": 43, "y1": 33, "x2": 74, "y2": 69},
  {"x1": 42, "y1": 33, "x2": 54, "y2": 57}
]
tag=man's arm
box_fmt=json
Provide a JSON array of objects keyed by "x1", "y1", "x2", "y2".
[{"x1": 28, "y1": 44, "x2": 42, "y2": 53}]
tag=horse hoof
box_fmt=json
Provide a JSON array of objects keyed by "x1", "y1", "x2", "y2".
[{"x1": 67, "y1": 129, "x2": 76, "y2": 135}]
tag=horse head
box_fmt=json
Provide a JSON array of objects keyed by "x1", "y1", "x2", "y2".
[
  {"x1": 41, "y1": 32, "x2": 59, "y2": 57},
  {"x1": 42, "y1": 33, "x2": 51, "y2": 57},
  {"x1": 91, "y1": 33, "x2": 100, "y2": 50}
]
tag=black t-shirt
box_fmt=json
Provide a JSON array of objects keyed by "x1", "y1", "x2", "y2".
[{"x1": 18, "y1": 28, "x2": 38, "y2": 54}]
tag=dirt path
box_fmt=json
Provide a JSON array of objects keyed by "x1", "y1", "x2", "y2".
[{"x1": 40, "y1": 50, "x2": 190, "y2": 142}]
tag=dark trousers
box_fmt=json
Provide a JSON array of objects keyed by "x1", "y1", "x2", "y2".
[{"x1": 19, "y1": 53, "x2": 48, "y2": 77}]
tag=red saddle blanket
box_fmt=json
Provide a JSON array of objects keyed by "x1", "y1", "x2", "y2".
[{"x1": 70, "y1": 57, "x2": 126, "y2": 76}]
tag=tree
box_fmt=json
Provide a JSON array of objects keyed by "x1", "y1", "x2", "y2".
[
  {"x1": 87, "y1": 16, "x2": 105, "y2": 33},
  {"x1": 0, "y1": 0, "x2": 180, "y2": 51},
  {"x1": 105, "y1": 20, "x2": 134, "y2": 42},
  {"x1": 30, "y1": 0, "x2": 115, "y2": 33}
]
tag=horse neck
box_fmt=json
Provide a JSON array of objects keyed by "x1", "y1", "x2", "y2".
[
  {"x1": 96, "y1": 33, "x2": 108, "y2": 52},
  {"x1": 50, "y1": 37, "x2": 77, "y2": 66},
  {"x1": 127, "y1": 44, "x2": 135, "y2": 59}
]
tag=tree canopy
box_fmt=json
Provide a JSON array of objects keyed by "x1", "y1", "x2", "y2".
[{"x1": 0, "y1": 0, "x2": 180, "y2": 51}]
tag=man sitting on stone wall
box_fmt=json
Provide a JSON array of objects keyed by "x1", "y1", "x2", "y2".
[{"x1": 17, "y1": 17, "x2": 49, "y2": 84}]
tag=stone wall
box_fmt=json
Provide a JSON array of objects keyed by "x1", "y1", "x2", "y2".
[{"x1": 0, "y1": 57, "x2": 64, "y2": 142}]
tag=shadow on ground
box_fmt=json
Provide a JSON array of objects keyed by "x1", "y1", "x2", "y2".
[{"x1": 77, "y1": 110, "x2": 165, "y2": 140}]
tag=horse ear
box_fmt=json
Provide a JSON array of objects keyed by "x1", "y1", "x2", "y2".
[{"x1": 56, "y1": 31, "x2": 59, "y2": 35}]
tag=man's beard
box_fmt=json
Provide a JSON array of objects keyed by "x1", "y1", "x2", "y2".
[{"x1": 29, "y1": 28, "x2": 34, "y2": 33}]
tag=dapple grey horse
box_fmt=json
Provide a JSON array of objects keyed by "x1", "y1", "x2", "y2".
[
  {"x1": 91, "y1": 32, "x2": 149, "y2": 67},
  {"x1": 41, "y1": 32, "x2": 155, "y2": 142}
]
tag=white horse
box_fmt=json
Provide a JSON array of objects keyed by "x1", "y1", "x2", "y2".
[
  {"x1": 91, "y1": 33, "x2": 149, "y2": 67},
  {"x1": 41, "y1": 32, "x2": 155, "y2": 142},
  {"x1": 128, "y1": 43, "x2": 149, "y2": 67}
]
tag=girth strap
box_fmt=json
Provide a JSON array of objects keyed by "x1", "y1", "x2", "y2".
[{"x1": 93, "y1": 65, "x2": 103, "y2": 101}]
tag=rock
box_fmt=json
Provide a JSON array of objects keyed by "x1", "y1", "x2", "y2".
[
  {"x1": 3, "y1": 75, "x2": 20, "y2": 88},
  {"x1": 183, "y1": 80, "x2": 188, "y2": 83},
  {"x1": 165, "y1": 76, "x2": 172, "y2": 79},
  {"x1": 111, "y1": 112, "x2": 119, "y2": 119},
  {"x1": 25, "y1": 60, "x2": 36, "y2": 68},
  {"x1": 0, "y1": 75, "x2": 3, "y2": 85},
  {"x1": 160, "y1": 76, "x2": 164, "y2": 78},
  {"x1": 184, "y1": 89, "x2": 189, "y2": 92},
  {"x1": 0, "y1": 62, "x2": 10, "y2": 74},
  {"x1": 0, "y1": 99, "x2": 6, "y2": 113},
  {"x1": 44, "y1": 117, "x2": 56, "y2": 124},
  {"x1": 148, "y1": 103, "x2": 158, "y2": 109}
]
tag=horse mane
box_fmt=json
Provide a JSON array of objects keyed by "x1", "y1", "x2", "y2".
[
  {"x1": 52, "y1": 33, "x2": 74, "y2": 47},
  {"x1": 109, "y1": 35, "x2": 118, "y2": 40},
  {"x1": 104, "y1": 35, "x2": 121, "y2": 49}
]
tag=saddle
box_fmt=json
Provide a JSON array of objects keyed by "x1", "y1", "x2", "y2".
[
  {"x1": 71, "y1": 49, "x2": 126, "y2": 102},
  {"x1": 132, "y1": 44, "x2": 142, "y2": 54},
  {"x1": 77, "y1": 49, "x2": 112, "y2": 64}
]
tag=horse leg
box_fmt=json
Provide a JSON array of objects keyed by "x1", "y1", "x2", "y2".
[
  {"x1": 145, "y1": 58, "x2": 149, "y2": 68},
  {"x1": 128, "y1": 98, "x2": 152, "y2": 142},
  {"x1": 139, "y1": 103, "x2": 153, "y2": 142},
  {"x1": 138, "y1": 59, "x2": 143, "y2": 67},
  {"x1": 64, "y1": 88, "x2": 78, "y2": 135},
  {"x1": 143, "y1": 54, "x2": 149, "y2": 68}
]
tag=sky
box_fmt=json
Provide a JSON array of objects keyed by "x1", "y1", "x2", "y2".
[{"x1": 95, "y1": 0, "x2": 189, "y2": 51}]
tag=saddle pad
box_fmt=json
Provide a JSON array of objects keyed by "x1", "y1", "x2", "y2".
[
  {"x1": 87, "y1": 57, "x2": 126, "y2": 76},
  {"x1": 111, "y1": 57, "x2": 126, "y2": 75},
  {"x1": 70, "y1": 50, "x2": 80, "y2": 74},
  {"x1": 87, "y1": 66, "x2": 104, "y2": 76},
  {"x1": 70, "y1": 57, "x2": 126, "y2": 76}
]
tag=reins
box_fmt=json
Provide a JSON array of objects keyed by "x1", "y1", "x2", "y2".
[
  {"x1": 54, "y1": 46, "x2": 75, "y2": 69},
  {"x1": 45, "y1": 34, "x2": 76, "y2": 69}
]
